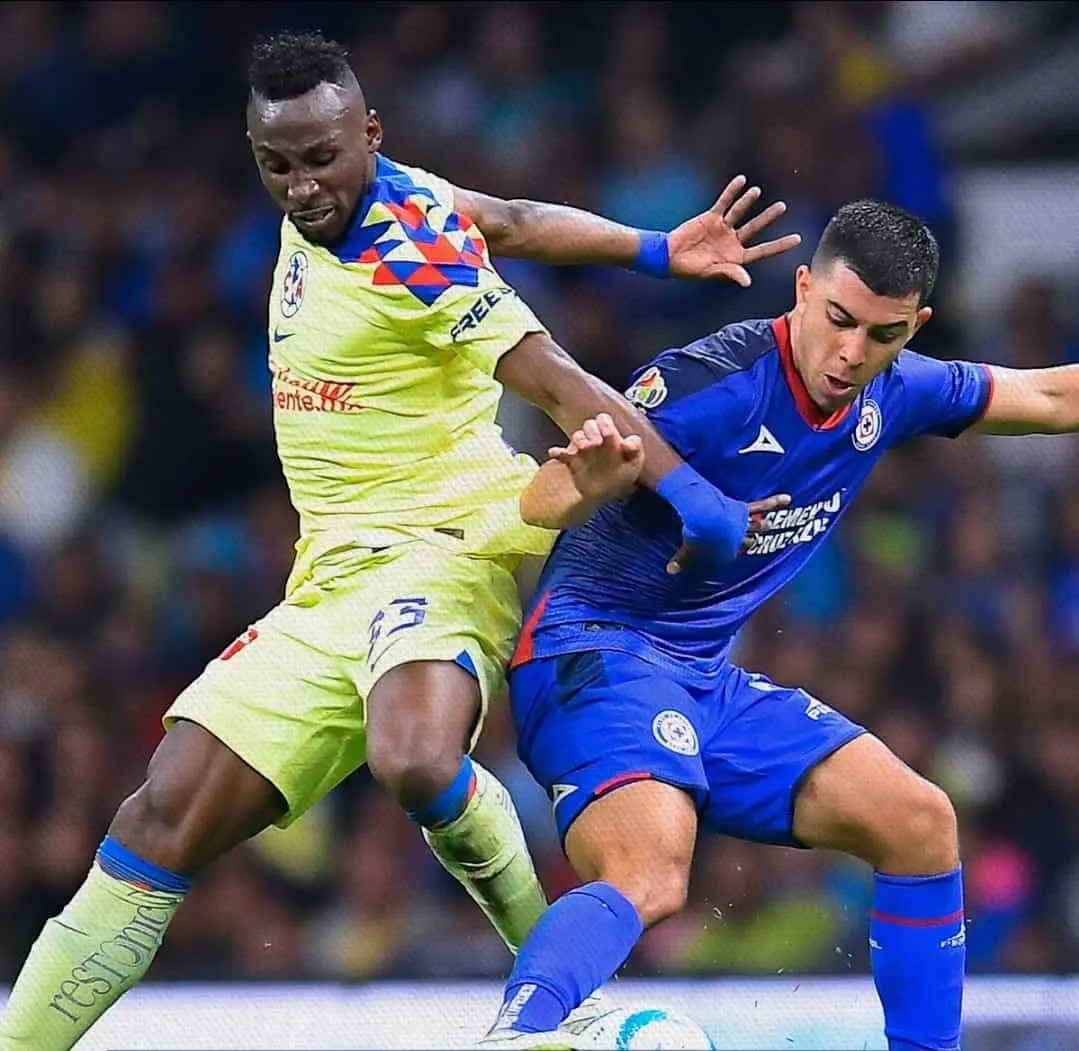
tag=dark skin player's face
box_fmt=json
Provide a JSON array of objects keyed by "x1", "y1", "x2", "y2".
[
  {"x1": 247, "y1": 80, "x2": 382, "y2": 246},
  {"x1": 790, "y1": 260, "x2": 933, "y2": 414}
]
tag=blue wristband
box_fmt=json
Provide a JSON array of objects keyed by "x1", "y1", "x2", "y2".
[
  {"x1": 656, "y1": 463, "x2": 749, "y2": 564},
  {"x1": 632, "y1": 230, "x2": 670, "y2": 278}
]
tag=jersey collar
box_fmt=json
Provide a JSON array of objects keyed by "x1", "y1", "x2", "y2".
[{"x1": 772, "y1": 314, "x2": 852, "y2": 431}]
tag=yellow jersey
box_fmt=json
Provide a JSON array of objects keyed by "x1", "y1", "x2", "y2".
[{"x1": 265, "y1": 154, "x2": 555, "y2": 582}]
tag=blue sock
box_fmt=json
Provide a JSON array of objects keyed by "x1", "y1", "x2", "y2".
[
  {"x1": 498, "y1": 881, "x2": 644, "y2": 1033},
  {"x1": 870, "y1": 868, "x2": 965, "y2": 1051},
  {"x1": 95, "y1": 835, "x2": 192, "y2": 893},
  {"x1": 405, "y1": 755, "x2": 476, "y2": 828}
]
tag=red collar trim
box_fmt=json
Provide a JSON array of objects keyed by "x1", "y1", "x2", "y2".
[{"x1": 772, "y1": 314, "x2": 852, "y2": 431}]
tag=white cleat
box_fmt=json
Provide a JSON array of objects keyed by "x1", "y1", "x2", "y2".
[
  {"x1": 476, "y1": 1026, "x2": 575, "y2": 1049},
  {"x1": 561, "y1": 989, "x2": 612, "y2": 1032}
]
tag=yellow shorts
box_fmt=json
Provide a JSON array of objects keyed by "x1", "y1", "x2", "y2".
[{"x1": 164, "y1": 543, "x2": 523, "y2": 827}]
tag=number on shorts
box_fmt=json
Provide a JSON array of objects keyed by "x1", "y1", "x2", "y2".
[{"x1": 367, "y1": 597, "x2": 428, "y2": 664}]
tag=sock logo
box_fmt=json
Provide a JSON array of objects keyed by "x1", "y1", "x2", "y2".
[
  {"x1": 49, "y1": 895, "x2": 175, "y2": 1025},
  {"x1": 940, "y1": 925, "x2": 966, "y2": 950},
  {"x1": 497, "y1": 983, "x2": 537, "y2": 1028}
]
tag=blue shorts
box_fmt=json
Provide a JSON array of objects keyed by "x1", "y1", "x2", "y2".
[{"x1": 509, "y1": 650, "x2": 866, "y2": 847}]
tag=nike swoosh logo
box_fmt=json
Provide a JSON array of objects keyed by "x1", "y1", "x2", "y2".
[{"x1": 272, "y1": 328, "x2": 293, "y2": 343}]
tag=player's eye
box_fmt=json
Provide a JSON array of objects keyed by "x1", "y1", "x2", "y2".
[
  {"x1": 870, "y1": 329, "x2": 904, "y2": 344},
  {"x1": 828, "y1": 313, "x2": 854, "y2": 329},
  {"x1": 308, "y1": 152, "x2": 336, "y2": 168},
  {"x1": 261, "y1": 157, "x2": 289, "y2": 176}
]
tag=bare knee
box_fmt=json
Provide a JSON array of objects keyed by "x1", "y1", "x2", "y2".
[
  {"x1": 795, "y1": 735, "x2": 960, "y2": 875},
  {"x1": 877, "y1": 779, "x2": 959, "y2": 874},
  {"x1": 367, "y1": 736, "x2": 464, "y2": 812},
  {"x1": 365, "y1": 662, "x2": 480, "y2": 813},
  {"x1": 566, "y1": 780, "x2": 698, "y2": 929},
  {"x1": 598, "y1": 859, "x2": 689, "y2": 928}
]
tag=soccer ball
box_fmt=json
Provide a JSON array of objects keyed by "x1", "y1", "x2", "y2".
[{"x1": 570, "y1": 1005, "x2": 715, "y2": 1050}]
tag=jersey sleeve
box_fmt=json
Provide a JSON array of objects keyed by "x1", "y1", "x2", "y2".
[
  {"x1": 894, "y1": 349, "x2": 993, "y2": 440},
  {"x1": 424, "y1": 271, "x2": 549, "y2": 376},
  {"x1": 625, "y1": 352, "x2": 748, "y2": 459},
  {"x1": 394, "y1": 162, "x2": 456, "y2": 207}
]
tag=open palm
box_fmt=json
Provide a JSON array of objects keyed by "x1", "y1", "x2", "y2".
[{"x1": 668, "y1": 175, "x2": 802, "y2": 287}]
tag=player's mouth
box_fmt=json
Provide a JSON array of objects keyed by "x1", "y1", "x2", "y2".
[
  {"x1": 822, "y1": 374, "x2": 857, "y2": 398},
  {"x1": 289, "y1": 204, "x2": 338, "y2": 233}
]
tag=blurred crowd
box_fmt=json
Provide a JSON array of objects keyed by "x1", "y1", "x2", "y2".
[{"x1": 2, "y1": 0, "x2": 1079, "y2": 984}]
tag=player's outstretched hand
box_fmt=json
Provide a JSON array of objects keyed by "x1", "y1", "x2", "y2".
[
  {"x1": 548, "y1": 413, "x2": 644, "y2": 508},
  {"x1": 667, "y1": 175, "x2": 802, "y2": 287},
  {"x1": 667, "y1": 492, "x2": 792, "y2": 575}
]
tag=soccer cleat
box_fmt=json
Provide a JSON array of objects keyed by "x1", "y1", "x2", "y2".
[
  {"x1": 561, "y1": 989, "x2": 613, "y2": 1033},
  {"x1": 476, "y1": 1026, "x2": 576, "y2": 1050}
]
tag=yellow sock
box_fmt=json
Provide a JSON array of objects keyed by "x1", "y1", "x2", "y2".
[
  {"x1": 422, "y1": 761, "x2": 547, "y2": 952},
  {"x1": 0, "y1": 862, "x2": 184, "y2": 1050}
]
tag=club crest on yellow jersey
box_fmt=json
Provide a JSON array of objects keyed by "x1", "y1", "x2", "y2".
[{"x1": 280, "y1": 250, "x2": 309, "y2": 318}]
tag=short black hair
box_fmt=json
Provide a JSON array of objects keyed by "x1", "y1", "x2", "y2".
[
  {"x1": 813, "y1": 200, "x2": 940, "y2": 307},
  {"x1": 247, "y1": 30, "x2": 354, "y2": 101}
]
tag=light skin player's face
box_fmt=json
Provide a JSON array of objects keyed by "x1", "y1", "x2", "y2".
[
  {"x1": 247, "y1": 80, "x2": 383, "y2": 246},
  {"x1": 790, "y1": 260, "x2": 933, "y2": 414}
]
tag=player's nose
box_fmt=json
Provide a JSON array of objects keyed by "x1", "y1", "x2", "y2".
[
  {"x1": 836, "y1": 332, "x2": 868, "y2": 369},
  {"x1": 286, "y1": 174, "x2": 319, "y2": 204}
]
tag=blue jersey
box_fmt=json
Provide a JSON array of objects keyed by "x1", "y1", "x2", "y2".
[{"x1": 513, "y1": 315, "x2": 991, "y2": 684}]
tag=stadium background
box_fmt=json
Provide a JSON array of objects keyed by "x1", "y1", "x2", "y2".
[{"x1": 1, "y1": 1, "x2": 1079, "y2": 1047}]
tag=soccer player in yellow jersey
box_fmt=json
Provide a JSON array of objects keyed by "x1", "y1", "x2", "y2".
[{"x1": 0, "y1": 32, "x2": 800, "y2": 1049}]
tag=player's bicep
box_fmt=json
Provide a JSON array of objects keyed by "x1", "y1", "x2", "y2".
[{"x1": 971, "y1": 365, "x2": 1066, "y2": 435}]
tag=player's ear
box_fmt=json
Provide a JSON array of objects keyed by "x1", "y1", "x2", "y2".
[
  {"x1": 912, "y1": 305, "x2": 933, "y2": 335},
  {"x1": 366, "y1": 110, "x2": 383, "y2": 152},
  {"x1": 794, "y1": 264, "x2": 811, "y2": 305}
]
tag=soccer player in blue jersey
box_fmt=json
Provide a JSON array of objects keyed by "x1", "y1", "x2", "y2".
[{"x1": 483, "y1": 200, "x2": 1079, "y2": 1051}]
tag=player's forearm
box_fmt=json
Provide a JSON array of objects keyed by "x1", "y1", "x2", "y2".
[
  {"x1": 519, "y1": 461, "x2": 598, "y2": 530},
  {"x1": 481, "y1": 200, "x2": 664, "y2": 274},
  {"x1": 514, "y1": 360, "x2": 681, "y2": 491},
  {"x1": 978, "y1": 363, "x2": 1079, "y2": 434}
]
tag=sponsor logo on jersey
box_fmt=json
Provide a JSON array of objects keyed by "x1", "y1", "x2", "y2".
[
  {"x1": 269, "y1": 358, "x2": 365, "y2": 414},
  {"x1": 853, "y1": 398, "x2": 883, "y2": 451},
  {"x1": 626, "y1": 366, "x2": 668, "y2": 409},
  {"x1": 744, "y1": 490, "x2": 844, "y2": 556},
  {"x1": 280, "y1": 250, "x2": 308, "y2": 318},
  {"x1": 449, "y1": 285, "x2": 516, "y2": 342},
  {"x1": 652, "y1": 709, "x2": 700, "y2": 756}
]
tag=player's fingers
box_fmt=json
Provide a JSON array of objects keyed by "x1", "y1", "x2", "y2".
[
  {"x1": 582, "y1": 418, "x2": 603, "y2": 444},
  {"x1": 666, "y1": 541, "x2": 694, "y2": 575},
  {"x1": 746, "y1": 493, "x2": 791, "y2": 514},
  {"x1": 620, "y1": 434, "x2": 643, "y2": 460},
  {"x1": 719, "y1": 264, "x2": 752, "y2": 288},
  {"x1": 711, "y1": 174, "x2": 747, "y2": 215},
  {"x1": 742, "y1": 233, "x2": 803, "y2": 265},
  {"x1": 724, "y1": 185, "x2": 761, "y2": 228},
  {"x1": 737, "y1": 200, "x2": 787, "y2": 242},
  {"x1": 595, "y1": 412, "x2": 617, "y2": 438},
  {"x1": 572, "y1": 429, "x2": 589, "y2": 449}
]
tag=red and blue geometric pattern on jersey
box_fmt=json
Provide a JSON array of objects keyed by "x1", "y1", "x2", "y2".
[{"x1": 333, "y1": 155, "x2": 488, "y2": 306}]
